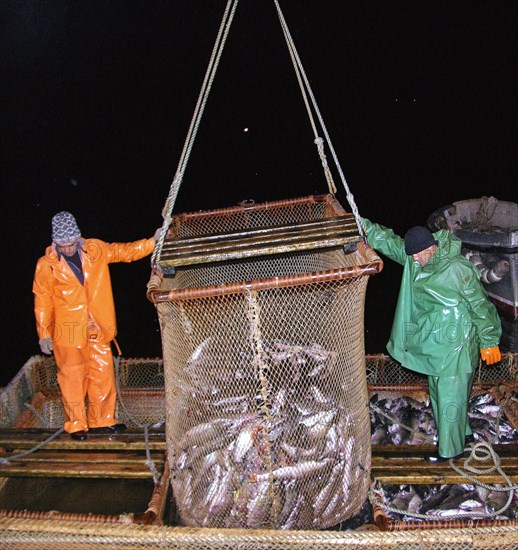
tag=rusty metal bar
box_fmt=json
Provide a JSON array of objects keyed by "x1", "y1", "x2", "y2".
[
  {"x1": 133, "y1": 459, "x2": 170, "y2": 525},
  {"x1": 160, "y1": 236, "x2": 359, "y2": 267},
  {"x1": 368, "y1": 384, "x2": 428, "y2": 392},
  {"x1": 0, "y1": 508, "x2": 132, "y2": 524},
  {"x1": 372, "y1": 502, "x2": 518, "y2": 531},
  {"x1": 149, "y1": 263, "x2": 380, "y2": 302},
  {"x1": 149, "y1": 240, "x2": 382, "y2": 302},
  {"x1": 161, "y1": 216, "x2": 359, "y2": 267},
  {"x1": 171, "y1": 194, "x2": 329, "y2": 223}
]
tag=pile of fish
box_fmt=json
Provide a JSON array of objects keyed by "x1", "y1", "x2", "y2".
[
  {"x1": 327, "y1": 500, "x2": 374, "y2": 531},
  {"x1": 379, "y1": 483, "x2": 518, "y2": 521},
  {"x1": 370, "y1": 394, "x2": 436, "y2": 445},
  {"x1": 468, "y1": 392, "x2": 518, "y2": 444},
  {"x1": 171, "y1": 339, "x2": 369, "y2": 529},
  {"x1": 180, "y1": 338, "x2": 339, "y2": 397},
  {"x1": 369, "y1": 392, "x2": 518, "y2": 446}
]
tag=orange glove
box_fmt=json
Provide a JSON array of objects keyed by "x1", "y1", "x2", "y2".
[{"x1": 480, "y1": 346, "x2": 501, "y2": 365}]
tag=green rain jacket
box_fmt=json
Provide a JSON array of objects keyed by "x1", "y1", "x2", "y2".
[{"x1": 364, "y1": 219, "x2": 501, "y2": 377}]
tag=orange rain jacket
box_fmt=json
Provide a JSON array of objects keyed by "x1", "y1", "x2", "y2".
[{"x1": 33, "y1": 237, "x2": 155, "y2": 348}]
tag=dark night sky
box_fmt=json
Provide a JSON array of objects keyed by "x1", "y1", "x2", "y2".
[{"x1": 1, "y1": 1, "x2": 516, "y2": 386}]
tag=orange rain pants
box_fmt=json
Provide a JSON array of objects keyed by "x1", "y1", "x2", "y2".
[{"x1": 53, "y1": 341, "x2": 117, "y2": 433}]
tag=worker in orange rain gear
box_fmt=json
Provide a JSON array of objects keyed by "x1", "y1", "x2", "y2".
[{"x1": 33, "y1": 211, "x2": 162, "y2": 441}]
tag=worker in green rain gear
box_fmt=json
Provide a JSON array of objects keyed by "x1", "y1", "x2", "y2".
[{"x1": 363, "y1": 220, "x2": 502, "y2": 462}]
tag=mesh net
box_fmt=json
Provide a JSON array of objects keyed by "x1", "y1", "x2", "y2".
[
  {"x1": 2, "y1": 356, "x2": 518, "y2": 546},
  {"x1": 0, "y1": 356, "x2": 165, "y2": 430},
  {"x1": 169, "y1": 195, "x2": 334, "y2": 238},
  {"x1": 366, "y1": 352, "x2": 518, "y2": 388},
  {"x1": 1, "y1": 353, "x2": 515, "y2": 431},
  {"x1": 453, "y1": 197, "x2": 518, "y2": 233},
  {"x1": 150, "y1": 195, "x2": 382, "y2": 529},
  {"x1": 2, "y1": 189, "x2": 517, "y2": 545},
  {"x1": 1, "y1": 518, "x2": 518, "y2": 549}
]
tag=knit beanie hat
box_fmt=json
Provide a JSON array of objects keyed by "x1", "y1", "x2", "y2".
[
  {"x1": 52, "y1": 211, "x2": 81, "y2": 244},
  {"x1": 404, "y1": 226, "x2": 438, "y2": 255}
]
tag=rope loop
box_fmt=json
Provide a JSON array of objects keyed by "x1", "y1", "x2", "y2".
[
  {"x1": 370, "y1": 439, "x2": 517, "y2": 522},
  {"x1": 314, "y1": 137, "x2": 337, "y2": 194}
]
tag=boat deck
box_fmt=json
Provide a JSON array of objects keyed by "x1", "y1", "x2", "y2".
[
  {"x1": 1, "y1": 429, "x2": 517, "y2": 485},
  {"x1": 1, "y1": 354, "x2": 517, "y2": 536},
  {"x1": 371, "y1": 443, "x2": 518, "y2": 485},
  {"x1": 0, "y1": 428, "x2": 166, "y2": 479}
]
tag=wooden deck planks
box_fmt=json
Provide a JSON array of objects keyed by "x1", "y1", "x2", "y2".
[
  {"x1": 372, "y1": 444, "x2": 518, "y2": 485},
  {"x1": 0, "y1": 429, "x2": 167, "y2": 451},
  {"x1": 0, "y1": 459, "x2": 165, "y2": 479},
  {"x1": 0, "y1": 429, "x2": 167, "y2": 479},
  {"x1": 1, "y1": 431, "x2": 516, "y2": 484}
]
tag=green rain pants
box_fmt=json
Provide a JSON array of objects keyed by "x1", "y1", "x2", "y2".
[{"x1": 428, "y1": 371, "x2": 475, "y2": 458}]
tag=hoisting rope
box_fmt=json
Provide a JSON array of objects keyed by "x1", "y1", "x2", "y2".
[
  {"x1": 273, "y1": 1, "x2": 364, "y2": 235},
  {"x1": 153, "y1": 0, "x2": 366, "y2": 266},
  {"x1": 273, "y1": 5, "x2": 336, "y2": 196},
  {"x1": 152, "y1": 0, "x2": 240, "y2": 267}
]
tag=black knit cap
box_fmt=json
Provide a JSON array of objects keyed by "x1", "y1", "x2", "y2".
[{"x1": 404, "y1": 226, "x2": 438, "y2": 255}]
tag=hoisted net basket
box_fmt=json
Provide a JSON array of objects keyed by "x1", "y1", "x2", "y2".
[{"x1": 148, "y1": 194, "x2": 382, "y2": 529}]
